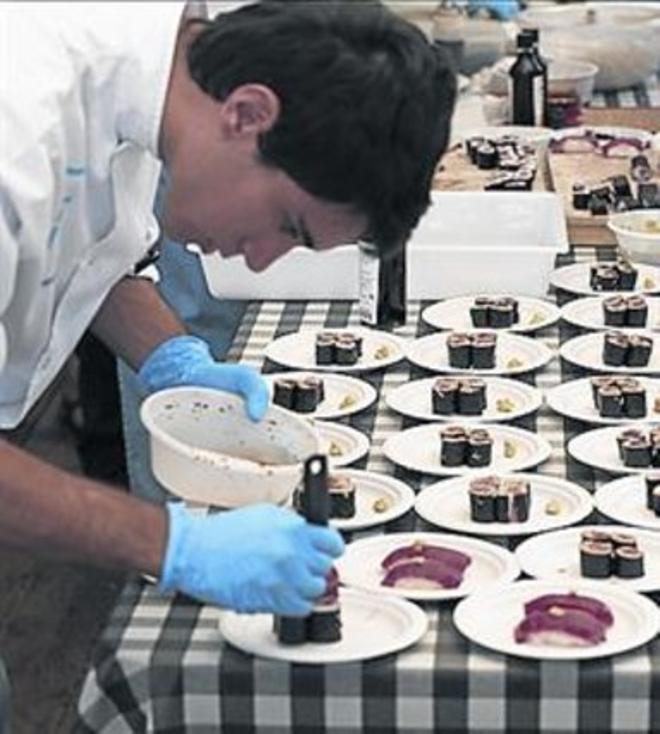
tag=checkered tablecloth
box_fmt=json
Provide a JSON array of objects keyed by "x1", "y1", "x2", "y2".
[
  {"x1": 591, "y1": 73, "x2": 660, "y2": 109},
  {"x1": 76, "y1": 247, "x2": 660, "y2": 733}
]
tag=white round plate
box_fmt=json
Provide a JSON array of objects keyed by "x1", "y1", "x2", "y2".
[
  {"x1": 264, "y1": 329, "x2": 404, "y2": 373},
  {"x1": 328, "y1": 469, "x2": 415, "y2": 531},
  {"x1": 568, "y1": 423, "x2": 658, "y2": 475},
  {"x1": 546, "y1": 376, "x2": 660, "y2": 425},
  {"x1": 414, "y1": 473, "x2": 593, "y2": 537},
  {"x1": 386, "y1": 376, "x2": 542, "y2": 423},
  {"x1": 549, "y1": 262, "x2": 660, "y2": 296},
  {"x1": 315, "y1": 421, "x2": 370, "y2": 468},
  {"x1": 264, "y1": 371, "x2": 377, "y2": 420},
  {"x1": 561, "y1": 296, "x2": 660, "y2": 332},
  {"x1": 405, "y1": 331, "x2": 553, "y2": 376},
  {"x1": 219, "y1": 587, "x2": 428, "y2": 665},
  {"x1": 516, "y1": 524, "x2": 660, "y2": 593},
  {"x1": 453, "y1": 579, "x2": 659, "y2": 660},
  {"x1": 560, "y1": 331, "x2": 660, "y2": 374},
  {"x1": 422, "y1": 296, "x2": 560, "y2": 334},
  {"x1": 336, "y1": 531, "x2": 519, "y2": 602},
  {"x1": 383, "y1": 423, "x2": 551, "y2": 477},
  {"x1": 595, "y1": 475, "x2": 660, "y2": 531}
]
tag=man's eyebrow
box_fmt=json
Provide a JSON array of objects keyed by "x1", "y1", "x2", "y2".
[{"x1": 297, "y1": 215, "x2": 316, "y2": 250}]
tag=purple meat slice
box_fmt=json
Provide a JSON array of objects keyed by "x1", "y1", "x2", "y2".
[
  {"x1": 524, "y1": 593, "x2": 614, "y2": 628},
  {"x1": 514, "y1": 608, "x2": 608, "y2": 647},
  {"x1": 381, "y1": 559, "x2": 464, "y2": 590},
  {"x1": 381, "y1": 542, "x2": 472, "y2": 572}
]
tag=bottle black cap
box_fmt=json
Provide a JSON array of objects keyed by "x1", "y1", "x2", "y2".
[
  {"x1": 516, "y1": 32, "x2": 534, "y2": 49},
  {"x1": 521, "y1": 28, "x2": 539, "y2": 43}
]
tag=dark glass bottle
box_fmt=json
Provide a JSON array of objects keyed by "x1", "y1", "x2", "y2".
[
  {"x1": 522, "y1": 28, "x2": 548, "y2": 127},
  {"x1": 510, "y1": 32, "x2": 545, "y2": 126},
  {"x1": 358, "y1": 242, "x2": 406, "y2": 329}
]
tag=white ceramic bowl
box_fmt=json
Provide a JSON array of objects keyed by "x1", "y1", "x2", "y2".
[
  {"x1": 140, "y1": 387, "x2": 320, "y2": 507},
  {"x1": 608, "y1": 209, "x2": 660, "y2": 266},
  {"x1": 548, "y1": 59, "x2": 598, "y2": 104}
]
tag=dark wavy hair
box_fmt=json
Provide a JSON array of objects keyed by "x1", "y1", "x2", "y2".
[{"x1": 187, "y1": 1, "x2": 456, "y2": 253}]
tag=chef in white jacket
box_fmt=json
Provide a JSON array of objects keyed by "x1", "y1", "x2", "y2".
[{"x1": 0, "y1": 0, "x2": 454, "y2": 615}]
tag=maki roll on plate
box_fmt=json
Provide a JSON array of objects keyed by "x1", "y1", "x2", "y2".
[
  {"x1": 457, "y1": 379, "x2": 486, "y2": 416},
  {"x1": 273, "y1": 378, "x2": 297, "y2": 410},
  {"x1": 596, "y1": 384, "x2": 623, "y2": 419},
  {"x1": 626, "y1": 296, "x2": 648, "y2": 328},
  {"x1": 471, "y1": 333, "x2": 497, "y2": 370},
  {"x1": 620, "y1": 381, "x2": 646, "y2": 419},
  {"x1": 432, "y1": 378, "x2": 459, "y2": 415},
  {"x1": 580, "y1": 541, "x2": 613, "y2": 579},
  {"x1": 294, "y1": 376, "x2": 324, "y2": 413},
  {"x1": 621, "y1": 435, "x2": 652, "y2": 468},
  {"x1": 466, "y1": 428, "x2": 493, "y2": 468},
  {"x1": 603, "y1": 332, "x2": 629, "y2": 367},
  {"x1": 468, "y1": 476, "x2": 498, "y2": 523},
  {"x1": 315, "y1": 333, "x2": 336, "y2": 365},
  {"x1": 602, "y1": 296, "x2": 627, "y2": 327},
  {"x1": 627, "y1": 335, "x2": 652, "y2": 368},
  {"x1": 470, "y1": 297, "x2": 491, "y2": 328},
  {"x1": 327, "y1": 474, "x2": 356, "y2": 520},
  {"x1": 614, "y1": 546, "x2": 644, "y2": 579},
  {"x1": 447, "y1": 333, "x2": 471, "y2": 369},
  {"x1": 440, "y1": 426, "x2": 468, "y2": 467}
]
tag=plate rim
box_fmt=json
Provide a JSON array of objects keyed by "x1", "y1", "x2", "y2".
[
  {"x1": 382, "y1": 421, "x2": 552, "y2": 477},
  {"x1": 327, "y1": 468, "x2": 416, "y2": 531},
  {"x1": 453, "y1": 578, "x2": 660, "y2": 660},
  {"x1": 594, "y1": 475, "x2": 660, "y2": 531},
  {"x1": 560, "y1": 296, "x2": 660, "y2": 332},
  {"x1": 414, "y1": 472, "x2": 594, "y2": 537},
  {"x1": 218, "y1": 586, "x2": 429, "y2": 665},
  {"x1": 515, "y1": 522, "x2": 660, "y2": 593},
  {"x1": 550, "y1": 262, "x2": 660, "y2": 296},
  {"x1": 560, "y1": 331, "x2": 660, "y2": 375},
  {"x1": 545, "y1": 376, "x2": 660, "y2": 425},
  {"x1": 263, "y1": 370, "x2": 377, "y2": 419},
  {"x1": 264, "y1": 328, "x2": 404, "y2": 373},
  {"x1": 421, "y1": 295, "x2": 560, "y2": 334},
  {"x1": 314, "y1": 420, "x2": 370, "y2": 467},
  {"x1": 336, "y1": 530, "x2": 520, "y2": 601},
  {"x1": 385, "y1": 375, "x2": 543, "y2": 423},
  {"x1": 404, "y1": 330, "x2": 554, "y2": 376}
]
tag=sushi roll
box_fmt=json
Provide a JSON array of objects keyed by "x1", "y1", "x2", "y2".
[
  {"x1": 294, "y1": 376, "x2": 323, "y2": 413},
  {"x1": 626, "y1": 296, "x2": 648, "y2": 328},
  {"x1": 596, "y1": 383, "x2": 623, "y2": 418},
  {"x1": 466, "y1": 428, "x2": 493, "y2": 468},
  {"x1": 315, "y1": 333, "x2": 336, "y2": 365},
  {"x1": 273, "y1": 615, "x2": 308, "y2": 645},
  {"x1": 308, "y1": 568, "x2": 342, "y2": 642},
  {"x1": 627, "y1": 335, "x2": 652, "y2": 367},
  {"x1": 621, "y1": 435, "x2": 652, "y2": 468},
  {"x1": 602, "y1": 296, "x2": 627, "y2": 327},
  {"x1": 645, "y1": 472, "x2": 660, "y2": 510},
  {"x1": 572, "y1": 183, "x2": 590, "y2": 210},
  {"x1": 588, "y1": 194, "x2": 609, "y2": 216},
  {"x1": 591, "y1": 266, "x2": 619, "y2": 292},
  {"x1": 580, "y1": 541, "x2": 613, "y2": 578},
  {"x1": 591, "y1": 376, "x2": 617, "y2": 409},
  {"x1": 621, "y1": 381, "x2": 646, "y2": 419},
  {"x1": 471, "y1": 332, "x2": 497, "y2": 370},
  {"x1": 616, "y1": 428, "x2": 646, "y2": 460},
  {"x1": 603, "y1": 332, "x2": 629, "y2": 367},
  {"x1": 609, "y1": 175, "x2": 632, "y2": 199},
  {"x1": 614, "y1": 546, "x2": 644, "y2": 579},
  {"x1": 609, "y1": 532, "x2": 638, "y2": 550},
  {"x1": 273, "y1": 378, "x2": 298, "y2": 410},
  {"x1": 638, "y1": 182, "x2": 660, "y2": 209},
  {"x1": 476, "y1": 142, "x2": 498, "y2": 170},
  {"x1": 502, "y1": 478, "x2": 531, "y2": 522},
  {"x1": 490, "y1": 299, "x2": 515, "y2": 328},
  {"x1": 616, "y1": 261, "x2": 638, "y2": 291},
  {"x1": 457, "y1": 379, "x2": 486, "y2": 416},
  {"x1": 432, "y1": 378, "x2": 459, "y2": 415},
  {"x1": 340, "y1": 332, "x2": 362, "y2": 358},
  {"x1": 465, "y1": 136, "x2": 485, "y2": 164},
  {"x1": 447, "y1": 333, "x2": 472, "y2": 369},
  {"x1": 470, "y1": 297, "x2": 491, "y2": 328},
  {"x1": 468, "y1": 476, "x2": 498, "y2": 522},
  {"x1": 440, "y1": 426, "x2": 468, "y2": 467},
  {"x1": 334, "y1": 337, "x2": 359, "y2": 365},
  {"x1": 631, "y1": 155, "x2": 653, "y2": 184},
  {"x1": 327, "y1": 474, "x2": 356, "y2": 519}
]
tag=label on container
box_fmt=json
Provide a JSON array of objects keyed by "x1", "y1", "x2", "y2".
[{"x1": 358, "y1": 247, "x2": 379, "y2": 326}]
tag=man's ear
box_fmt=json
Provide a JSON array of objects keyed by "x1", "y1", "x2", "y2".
[{"x1": 219, "y1": 83, "x2": 280, "y2": 138}]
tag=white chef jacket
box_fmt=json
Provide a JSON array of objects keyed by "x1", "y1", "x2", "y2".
[{"x1": 0, "y1": 2, "x2": 188, "y2": 429}]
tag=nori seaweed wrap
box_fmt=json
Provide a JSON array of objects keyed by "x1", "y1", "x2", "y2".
[
  {"x1": 470, "y1": 297, "x2": 491, "y2": 328},
  {"x1": 335, "y1": 337, "x2": 359, "y2": 365},
  {"x1": 597, "y1": 384, "x2": 623, "y2": 418},
  {"x1": 580, "y1": 541, "x2": 613, "y2": 578},
  {"x1": 315, "y1": 333, "x2": 336, "y2": 365},
  {"x1": 294, "y1": 377, "x2": 323, "y2": 413},
  {"x1": 447, "y1": 333, "x2": 472, "y2": 369},
  {"x1": 490, "y1": 299, "x2": 515, "y2": 329},
  {"x1": 616, "y1": 261, "x2": 638, "y2": 291},
  {"x1": 440, "y1": 426, "x2": 467, "y2": 467},
  {"x1": 621, "y1": 381, "x2": 646, "y2": 419},
  {"x1": 432, "y1": 378, "x2": 459, "y2": 415},
  {"x1": 627, "y1": 335, "x2": 652, "y2": 368},
  {"x1": 614, "y1": 546, "x2": 644, "y2": 578},
  {"x1": 327, "y1": 474, "x2": 356, "y2": 519},
  {"x1": 626, "y1": 296, "x2": 648, "y2": 327},
  {"x1": 621, "y1": 435, "x2": 652, "y2": 468},
  {"x1": 457, "y1": 381, "x2": 485, "y2": 416},
  {"x1": 603, "y1": 332, "x2": 629, "y2": 367},
  {"x1": 602, "y1": 296, "x2": 627, "y2": 327},
  {"x1": 471, "y1": 332, "x2": 497, "y2": 370},
  {"x1": 466, "y1": 428, "x2": 493, "y2": 468},
  {"x1": 273, "y1": 378, "x2": 297, "y2": 410}
]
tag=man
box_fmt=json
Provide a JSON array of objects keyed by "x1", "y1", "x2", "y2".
[{"x1": 0, "y1": 1, "x2": 455, "y2": 614}]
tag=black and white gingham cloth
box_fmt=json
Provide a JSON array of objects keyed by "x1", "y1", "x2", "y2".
[{"x1": 76, "y1": 246, "x2": 660, "y2": 733}]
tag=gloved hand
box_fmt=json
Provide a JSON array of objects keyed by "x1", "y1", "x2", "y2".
[
  {"x1": 138, "y1": 334, "x2": 269, "y2": 421},
  {"x1": 467, "y1": 0, "x2": 520, "y2": 21},
  {"x1": 159, "y1": 503, "x2": 345, "y2": 615}
]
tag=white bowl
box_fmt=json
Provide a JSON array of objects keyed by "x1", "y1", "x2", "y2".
[
  {"x1": 140, "y1": 387, "x2": 320, "y2": 507},
  {"x1": 548, "y1": 59, "x2": 598, "y2": 104},
  {"x1": 608, "y1": 209, "x2": 660, "y2": 266}
]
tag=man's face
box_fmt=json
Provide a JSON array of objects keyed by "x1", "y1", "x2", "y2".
[{"x1": 161, "y1": 143, "x2": 366, "y2": 273}]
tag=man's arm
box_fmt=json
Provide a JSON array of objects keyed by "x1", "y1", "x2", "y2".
[
  {"x1": 90, "y1": 274, "x2": 187, "y2": 371},
  {"x1": 0, "y1": 439, "x2": 166, "y2": 574}
]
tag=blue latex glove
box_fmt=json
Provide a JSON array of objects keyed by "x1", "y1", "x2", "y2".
[
  {"x1": 138, "y1": 335, "x2": 269, "y2": 421},
  {"x1": 467, "y1": 0, "x2": 519, "y2": 21},
  {"x1": 159, "y1": 503, "x2": 345, "y2": 614}
]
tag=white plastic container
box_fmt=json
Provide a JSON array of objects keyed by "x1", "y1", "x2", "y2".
[{"x1": 201, "y1": 191, "x2": 568, "y2": 300}]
